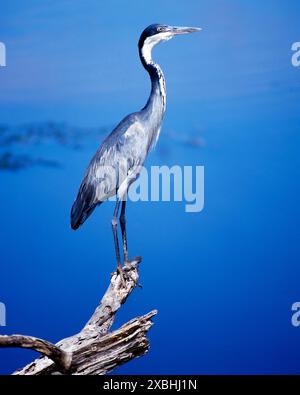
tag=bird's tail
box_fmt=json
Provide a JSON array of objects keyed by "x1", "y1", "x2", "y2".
[
  {"x1": 70, "y1": 182, "x2": 99, "y2": 230},
  {"x1": 70, "y1": 201, "x2": 96, "y2": 230}
]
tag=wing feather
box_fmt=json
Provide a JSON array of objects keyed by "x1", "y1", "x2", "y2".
[{"x1": 70, "y1": 115, "x2": 147, "y2": 229}]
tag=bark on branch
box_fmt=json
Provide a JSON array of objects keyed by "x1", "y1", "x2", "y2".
[
  {"x1": 0, "y1": 335, "x2": 72, "y2": 372},
  {"x1": 0, "y1": 258, "x2": 157, "y2": 375}
]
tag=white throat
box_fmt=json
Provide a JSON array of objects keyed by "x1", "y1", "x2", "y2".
[{"x1": 141, "y1": 32, "x2": 173, "y2": 64}]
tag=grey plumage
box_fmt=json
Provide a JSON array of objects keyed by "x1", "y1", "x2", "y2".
[
  {"x1": 71, "y1": 24, "x2": 200, "y2": 232},
  {"x1": 71, "y1": 97, "x2": 163, "y2": 230}
]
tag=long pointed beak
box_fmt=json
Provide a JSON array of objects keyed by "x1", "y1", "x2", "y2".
[{"x1": 169, "y1": 26, "x2": 202, "y2": 35}]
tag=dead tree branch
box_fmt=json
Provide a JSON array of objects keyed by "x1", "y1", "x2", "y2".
[
  {"x1": 0, "y1": 335, "x2": 72, "y2": 372},
  {"x1": 0, "y1": 258, "x2": 157, "y2": 375}
]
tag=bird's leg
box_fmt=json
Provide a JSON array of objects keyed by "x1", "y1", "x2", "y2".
[
  {"x1": 111, "y1": 198, "x2": 125, "y2": 286},
  {"x1": 119, "y1": 199, "x2": 129, "y2": 266},
  {"x1": 119, "y1": 197, "x2": 142, "y2": 288}
]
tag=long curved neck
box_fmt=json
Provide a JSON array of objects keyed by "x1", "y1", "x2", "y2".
[{"x1": 139, "y1": 43, "x2": 166, "y2": 115}]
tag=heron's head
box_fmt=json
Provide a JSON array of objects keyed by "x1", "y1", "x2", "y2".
[{"x1": 138, "y1": 23, "x2": 201, "y2": 62}]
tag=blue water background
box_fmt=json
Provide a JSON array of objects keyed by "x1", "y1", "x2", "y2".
[{"x1": 0, "y1": 1, "x2": 300, "y2": 374}]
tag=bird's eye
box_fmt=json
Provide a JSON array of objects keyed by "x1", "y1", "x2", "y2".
[{"x1": 157, "y1": 27, "x2": 163, "y2": 32}]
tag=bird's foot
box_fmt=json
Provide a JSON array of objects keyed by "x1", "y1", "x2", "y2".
[
  {"x1": 123, "y1": 256, "x2": 142, "y2": 288},
  {"x1": 124, "y1": 255, "x2": 142, "y2": 269},
  {"x1": 114, "y1": 257, "x2": 142, "y2": 288}
]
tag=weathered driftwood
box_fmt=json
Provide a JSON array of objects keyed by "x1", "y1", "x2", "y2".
[
  {"x1": 0, "y1": 258, "x2": 157, "y2": 375},
  {"x1": 0, "y1": 335, "x2": 72, "y2": 373}
]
